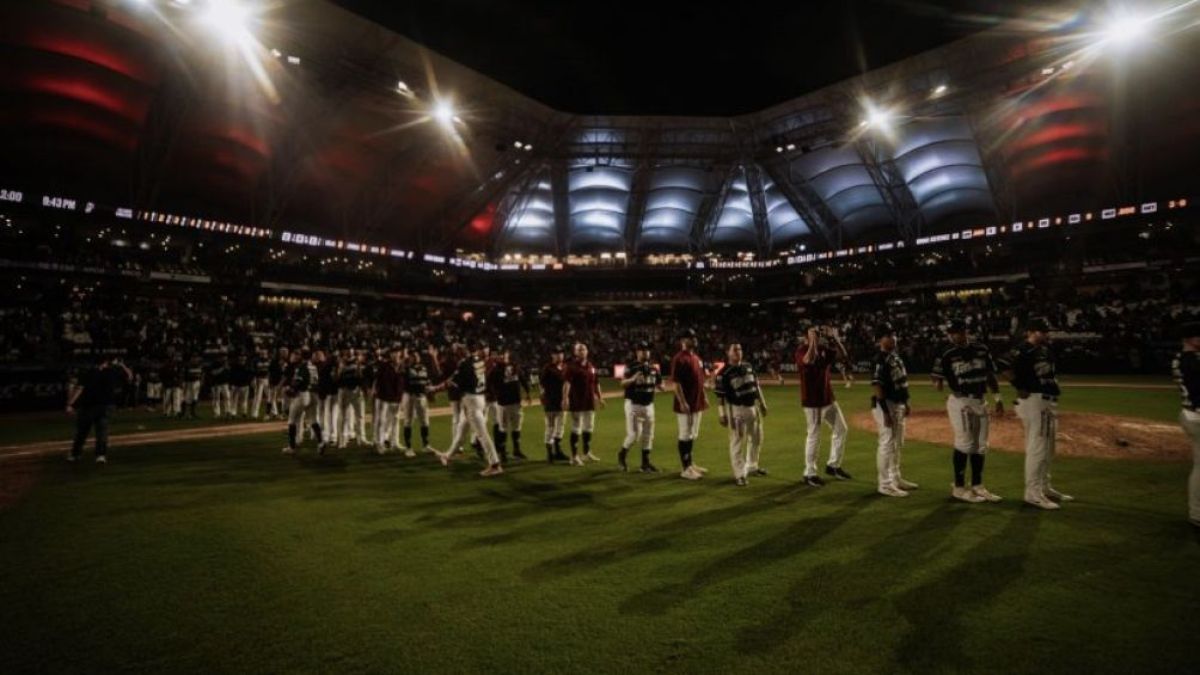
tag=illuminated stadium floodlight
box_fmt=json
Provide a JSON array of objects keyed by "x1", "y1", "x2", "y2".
[
  {"x1": 432, "y1": 98, "x2": 457, "y2": 127},
  {"x1": 1099, "y1": 10, "x2": 1151, "y2": 48},
  {"x1": 933, "y1": 84, "x2": 948, "y2": 95},
  {"x1": 861, "y1": 103, "x2": 894, "y2": 131},
  {"x1": 201, "y1": 0, "x2": 253, "y2": 41}
]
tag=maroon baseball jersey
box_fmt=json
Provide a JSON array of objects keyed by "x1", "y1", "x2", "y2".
[
  {"x1": 540, "y1": 362, "x2": 565, "y2": 412},
  {"x1": 670, "y1": 350, "x2": 709, "y2": 414},
  {"x1": 795, "y1": 342, "x2": 836, "y2": 408},
  {"x1": 374, "y1": 361, "x2": 404, "y2": 403},
  {"x1": 564, "y1": 359, "x2": 598, "y2": 412}
]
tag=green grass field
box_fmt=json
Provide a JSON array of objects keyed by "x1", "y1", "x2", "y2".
[{"x1": 1, "y1": 382, "x2": 1197, "y2": 673}]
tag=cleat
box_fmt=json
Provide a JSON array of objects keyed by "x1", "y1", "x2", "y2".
[
  {"x1": 95, "y1": 455, "x2": 107, "y2": 464},
  {"x1": 424, "y1": 445, "x2": 439, "y2": 455},
  {"x1": 751, "y1": 467, "x2": 769, "y2": 477},
  {"x1": 692, "y1": 464, "x2": 708, "y2": 474},
  {"x1": 825, "y1": 465, "x2": 852, "y2": 480},
  {"x1": 680, "y1": 465, "x2": 703, "y2": 480},
  {"x1": 803, "y1": 475, "x2": 826, "y2": 487},
  {"x1": 583, "y1": 452, "x2": 601, "y2": 463},
  {"x1": 951, "y1": 485, "x2": 985, "y2": 503},
  {"x1": 281, "y1": 447, "x2": 296, "y2": 455},
  {"x1": 617, "y1": 449, "x2": 629, "y2": 472},
  {"x1": 437, "y1": 451, "x2": 451, "y2": 467},
  {"x1": 735, "y1": 477, "x2": 749, "y2": 487},
  {"x1": 512, "y1": 450, "x2": 528, "y2": 461},
  {"x1": 640, "y1": 463, "x2": 660, "y2": 474},
  {"x1": 1024, "y1": 496, "x2": 1061, "y2": 510},
  {"x1": 971, "y1": 485, "x2": 1003, "y2": 503},
  {"x1": 317, "y1": 443, "x2": 327, "y2": 457},
  {"x1": 571, "y1": 455, "x2": 585, "y2": 466},
  {"x1": 897, "y1": 478, "x2": 919, "y2": 491},
  {"x1": 1044, "y1": 487, "x2": 1074, "y2": 502},
  {"x1": 878, "y1": 485, "x2": 910, "y2": 498},
  {"x1": 552, "y1": 450, "x2": 569, "y2": 462},
  {"x1": 374, "y1": 444, "x2": 387, "y2": 456},
  {"x1": 66, "y1": 453, "x2": 78, "y2": 463},
  {"x1": 403, "y1": 448, "x2": 417, "y2": 459},
  {"x1": 480, "y1": 465, "x2": 504, "y2": 477}
]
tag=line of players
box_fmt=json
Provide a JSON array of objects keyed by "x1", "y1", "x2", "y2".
[{"x1": 260, "y1": 315, "x2": 1137, "y2": 512}]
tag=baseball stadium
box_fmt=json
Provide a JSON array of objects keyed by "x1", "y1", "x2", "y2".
[{"x1": 1, "y1": 1, "x2": 1198, "y2": 673}]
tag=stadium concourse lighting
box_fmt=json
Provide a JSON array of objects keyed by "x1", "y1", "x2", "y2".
[
  {"x1": 862, "y1": 103, "x2": 894, "y2": 131},
  {"x1": 933, "y1": 84, "x2": 948, "y2": 95}
]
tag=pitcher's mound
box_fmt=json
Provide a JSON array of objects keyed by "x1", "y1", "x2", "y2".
[{"x1": 850, "y1": 409, "x2": 1190, "y2": 461}]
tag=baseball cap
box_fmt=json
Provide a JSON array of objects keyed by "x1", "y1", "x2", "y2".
[
  {"x1": 874, "y1": 322, "x2": 895, "y2": 340},
  {"x1": 679, "y1": 328, "x2": 698, "y2": 339},
  {"x1": 635, "y1": 340, "x2": 650, "y2": 350},
  {"x1": 1180, "y1": 321, "x2": 1200, "y2": 339},
  {"x1": 1027, "y1": 317, "x2": 1052, "y2": 333},
  {"x1": 467, "y1": 338, "x2": 487, "y2": 352},
  {"x1": 550, "y1": 344, "x2": 565, "y2": 353},
  {"x1": 946, "y1": 319, "x2": 967, "y2": 333}
]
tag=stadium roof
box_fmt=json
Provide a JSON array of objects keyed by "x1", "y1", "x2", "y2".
[{"x1": 1, "y1": 0, "x2": 1198, "y2": 258}]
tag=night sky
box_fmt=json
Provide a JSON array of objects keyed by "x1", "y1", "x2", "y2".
[{"x1": 331, "y1": 0, "x2": 1028, "y2": 115}]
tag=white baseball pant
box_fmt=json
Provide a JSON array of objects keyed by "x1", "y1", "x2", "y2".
[
  {"x1": 676, "y1": 411, "x2": 702, "y2": 441},
  {"x1": 544, "y1": 411, "x2": 565, "y2": 443},
  {"x1": 145, "y1": 382, "x2": 162, "y2": 401},
  {"x1": 163, "y1": 386, "x2": 183, "y2": 415},
  {"x1": 804, "y1": 403, "x2": 847, "y2": 476},
  {"x1": 212, "y1": 384, "x2": 232, "y2": 417},
  {"x1": 336, "y1": 388, "x2": 366, "y2": 444},
  {"x1": 571, "y1": 410, "x2": 596, "y2": 434},
  {"x1": 318, "y1": 395, "x2": 337, "y2": 444},
  {"x1": 1016, "y1": 396, "x2": 1064, "y2": 502},
  {"x1": 498, "y1": 403, "x2": 523, "y2": 433},
  {"x1": 287, "y1": 391, "x2": 319, "y2": 428},
  {"x1": 947, "y1": 395, "x2": 989, "y2": 454},
  {"x1": 231, "y1": 386, "x2": 250, "y2": 416},
  {"x1": 623, "y1": 400, "x2": 655, "y2": 450},
  {"x1": 446, "y1": 394, "x2": 499, "y2": 465},
  {"x1": 872, "y1": 401, "x2": 907, "y2": 490},
  {"x1": 251, "y1": 377, "x2": 270, "y2": 418},
  {"x1": 401, "y1": 392, "x2": 431, "y2": 428},
  {"x1": 1181, "y1": 409, "x2": 1200, "y2": 524},
  {"x1": 374, "y1": 399, "x2": 401, "y2": 447},
  {"x1": 183, "y1": 381, "x2": 201, "y2": 405},
  {"x1": 727, "y1": 404, "x2": 762, "y2": 480}
]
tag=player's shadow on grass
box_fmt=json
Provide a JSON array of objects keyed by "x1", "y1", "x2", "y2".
[
  {"x1": 731, "y1": 502, "x2": 977, "y2": 655},
  {"x1": 613, "y1": 491, "x2": 879, "y2": 616}
]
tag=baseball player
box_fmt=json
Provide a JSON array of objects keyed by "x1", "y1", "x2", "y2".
[
  {"x1": 931, "y1": 319, "x2": 1005, "y2": 503},
  {"x1": 209, "y1": 355, "x2": 232, "y2": 419},
  {"x1": 671, "y1": 328, "x2": 709, "y2": 480},
  {"x1": 250, "y1": 348, "x2": 271, "y2": 419},
  {"x1": 281, "y1": 349, "x2": 323, "y2": 455},
  {"x1": 618, "y1": 340, "x2": 664, "y2": 473},
  {"x1": 315, "y1": 349, "x2": 338, "y2": 447},
  {"x1": 562, "y1": 342, "x2": 604, "y2": 465},
  {"x1": 1000, "y1": 317, "x2": 1073, "y2": 510},
  {"x1": 161, "y1": 357, "x2": 183, "y2": 417},
  {"x1": 373, "y1": 346, "x2": 405, "y2": 454},
  {"x1": 182, "y1": 354, "x2": 203, "y2": 418},
  {"x1": 796, "y1": 324, "x2": 851, "y2": 486},
  {"x1": 400, "y1": 344, "x2": 439, "y2": 457},
  {"x1": 1172, "y1": 321, "x2": 1200, "y2": 531},
  {"x1": 143, "y1": 361, "x2": 162, "y2": 412},
  {"x1": 267, "y1": 347, "x2": 289, "y2": 419},
  {"x1": 716, "y1": 342, "x2": 769, "y2": 486},
  {"x1": 333, "y1": 347, "x2": 365, "y2": 448},
  {"x1": 871, "y1": 323, "x2": 918, "y2": 497},
  {"x1": 436, "y1": 340, "x2": 504, "y2": 477},
  {"x1": 539, "y1": 345, "x2": 569, "y2": 463},
  {"x1": 229, "y1": 353, "x2": 253, "y2": 418},
  {"x1": 488, "y1": 347, "x2": 531, "y2": 462}
]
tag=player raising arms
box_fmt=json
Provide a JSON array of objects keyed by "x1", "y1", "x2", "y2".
[
  {"x1": 671, "y1": 328, "x2": 709, "y2": 480},
  {"x1": 618, "y1": 340, "x2": 664, "y2": 473},
  {"x1": 540, "y1": 345, "x2": 570, "y2": 464},
  {"x1": 716, "y1": 342, "x2": 769, "y2": 486},
  {"x1": 931, "y1": 319, "x2": 1004, "y2": 504},
  {"x1": 563, "y1": 342, "x2": 604, "y2": 465},
  {"x1": 797, "y1": 324, "x2": 851, "y2": 486}
]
